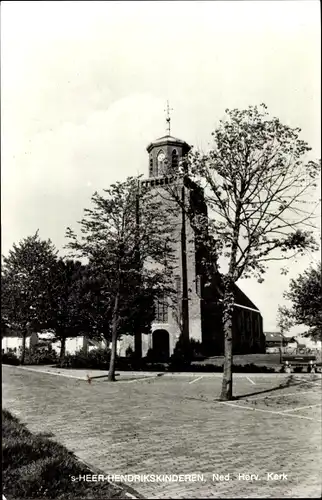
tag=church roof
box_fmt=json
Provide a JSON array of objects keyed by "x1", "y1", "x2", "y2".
[
  {"x1": 146, "y1": 134, "x2": 191, "y2": 153},
  {"x1": 207, "y1": 272, "x2": 261, "y2": 313}
]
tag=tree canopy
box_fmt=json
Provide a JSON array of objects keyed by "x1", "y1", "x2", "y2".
[
  {"x1": 167, "y1": 104, "x2": 320, "y2": 399},
  {"x1": 66, "y1": 176, "x2": 175, "y2": 380},
  {"x1": 188, "y1": 104, "x2": 319, "y2": 282},
  {"x1": 1, "y1": 232, "x2": 58, "y2": 363},
  {"x1": 278, "y1": 262, "x2": 321, "y2": 341},
  {"x1": 46, "y1": 258, "x2": 87, "y2": 360}
]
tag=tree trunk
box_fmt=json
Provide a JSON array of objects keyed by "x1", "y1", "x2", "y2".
[
  {"x1": 134, "y1": 330, "x2": 142, "y2": 359},
  {"x1": 20, "y1": 332, "x2": 27, "y2": 365},
  {"x1": 108, "y1": 291, "x2": 120, "y2": 382},
  {"x1": 59, "y1": 337, "x2": 66, "y2": 364},
  {"x1": 220, "y1": 198, "x2": 242, "y2": 401},
  {"x1": 220, "y1": 278, "x2": 235, "y2": 401},
  {"x1": 181, "y1": 184, "x2": 189, "y2": 344}
]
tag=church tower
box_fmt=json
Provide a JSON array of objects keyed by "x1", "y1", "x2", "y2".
[
  {"x1": 117, "y1": 104, "x2": 265, "y2": 359},
  {"x1": 147, "y1": 101, "x2": 191, "y2": 179},
  {"x1": 146, "y1": 135, "x2": 191, "y2": 178},
  {"x1": 138, "y1": 103, "x2": 206, "y2": 359}
]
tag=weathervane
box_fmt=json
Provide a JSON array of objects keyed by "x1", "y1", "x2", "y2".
[{"x1": 164, "y1": 100, "x2": 173, "y2": 135}]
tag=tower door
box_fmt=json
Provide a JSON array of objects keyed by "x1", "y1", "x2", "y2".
[{"x1": 152, "y1": 329, "x2": 170, "y2": 361}]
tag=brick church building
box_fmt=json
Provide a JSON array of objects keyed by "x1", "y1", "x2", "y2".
[{"x1": 119, "y1": 130, "x2": 265, "y2": 359}]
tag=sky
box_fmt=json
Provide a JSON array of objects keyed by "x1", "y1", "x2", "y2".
[{"x1": 1, "y1": 1, "x2": 321, "y2": 333}]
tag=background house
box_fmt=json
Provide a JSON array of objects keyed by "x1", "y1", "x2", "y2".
[
  {"x1": 264, "y1": 331, "x2": 321, "y2": 354},
  {"x1": 1, "y1": 329, "x2": 105, "y2": 356},
  {"x1": 286, "y1": 334, "x2": 322, "y2": 351},
  {"x1": 264, "y1": 331, "x2": 289, "y2": 353},
  {"x1": 1, "y1": 330, "x2": 35, "y2": 354}
]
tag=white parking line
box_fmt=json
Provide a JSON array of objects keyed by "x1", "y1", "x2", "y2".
[
  {"x1": 215, "y1": 400, "x2": 321, "y2": 422},
  {"x1": 189, "y1": 376, "x2": 204, "y2": 385},
  {"x1": 245, "y1": 376, "x2": 256, "y2": 385},
  {"x1": 282, "y1": 403, "x2": 322, "y2": 413},
  {"x1": 246, "y1": 389, "x2": 318, "y2": 400}
]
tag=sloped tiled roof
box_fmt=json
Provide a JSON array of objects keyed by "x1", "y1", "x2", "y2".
[
  {"x1": 264, "y1": 332, "x2": 285, "y2": 342},
  {"x1": 146, "y1": 135, "x2": 191, "y2": 153},
  {"x1": 2, "y1": 331, "x2": 32, "y2": 338},
  {"x1": 153, "y1": 134, "x2": 187, "y2": 144},
  {"x1": 205, "y1": 273, "x2": 260, "y2": 312}
]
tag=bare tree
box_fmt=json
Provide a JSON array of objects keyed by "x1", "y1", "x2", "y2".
[{"x1": 163, "y1": 104, "x2": 320, "y2": 400}]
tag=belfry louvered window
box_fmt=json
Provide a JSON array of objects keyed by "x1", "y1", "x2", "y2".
[
  {"x1": 196, "y1": 275, "x2": 201, "y2": 296},
  {"x1": 157, "y1": 150, "x2": 166, "y2": 176},
  {"x1": 172, "y1": 149, "x2": 178, "y2": 170}
]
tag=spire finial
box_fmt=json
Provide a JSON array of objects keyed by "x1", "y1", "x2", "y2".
[{"x1": 164, "y1": 100, "x2": 174, "y2": 135}]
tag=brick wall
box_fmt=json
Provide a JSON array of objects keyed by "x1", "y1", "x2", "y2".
[{"x1": 139, "y1": 175, "x2": 204, "y2": 356}]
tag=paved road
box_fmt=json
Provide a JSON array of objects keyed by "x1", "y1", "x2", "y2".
[{"x1": 2, "y1": 366, "x2": 322, "y2": 498}]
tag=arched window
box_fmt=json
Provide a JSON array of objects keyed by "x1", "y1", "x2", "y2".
[
  {"x1": 157, "y1": 150, "x2": 165, "y2": 176},
  {"x1": 149, "y1": 157, "x2": 153, "y2": 176},
  {"x1": 155, "y1": 295, "x2": 168, "y2": 323},
  {"x1": 172, "y1": 149, "x2": 178, "y2": 170}
]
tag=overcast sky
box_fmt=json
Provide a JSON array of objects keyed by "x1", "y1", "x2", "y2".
[{"x1": 1, "y1": 1, "x2": 321, "y2": 333}]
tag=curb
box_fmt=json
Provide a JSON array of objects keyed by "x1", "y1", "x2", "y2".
[
  {"x1": 2, "y1": 364, "x2": 87, "y2": 379},
  {"x1": 3, "y1": 364, "x2": 321, "y2": 380}
]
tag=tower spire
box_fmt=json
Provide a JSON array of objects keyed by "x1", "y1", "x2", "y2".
[{"x1": 164, "y1": 100, "x2": 174, "y2": 135}]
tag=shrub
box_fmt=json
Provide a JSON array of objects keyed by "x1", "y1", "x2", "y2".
[
  {"x1": 166, "y1": 363, "x2": 277, "y2": 373},
  {"x1": 114, "y1": 356, "x2": 132, "y2": 370},
  {"x1": 125, "y1": 345, "x2": 135, "y2": 358},
  {"x1": 169, "y1": 336, "x2": 206, "y2": 366},
  {"x1": 59, "y1": 348, "x2": 111, "y2": 369},
  {"x1": 24, "y1": 346, "x2": 58, "y2": 365},
  {"x1": 113, "y1": 356, "x2": 168, "y2": 371},
  {"x1": 145, "y1": 362, "x2": 167, "y2": 371},
  {"x1": 168, "y1": 363, "x2": 223, "y2": 372},
  {"x1": 145, "y1": 348, "x2": 160, "y2": 363},
  {"x1": 189, "y1": 339, "x2": 207, "y2": 360},
  {"x1": 1, "y1": 351, "x2": 20, "y2": 365},
  {"x1": 59, "y1": 351, "x2": 88, "y2": 369},
  {"x1": 115, "y1": 356, "x2": 143, "y2": 370},
  {"x1": 87, "y1": 347, "x2": 111, "y2": 369},
  {"x1": 169, "y1": 335, "x2": 195, "y2": 368},
  {"x1": 233, "y1": 363, "x2": 275, "y2": 373}
]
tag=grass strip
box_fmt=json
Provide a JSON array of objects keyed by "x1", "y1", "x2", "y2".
[{"x1": 2, "y1": 409, "x2": 132, "y2": 499}]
